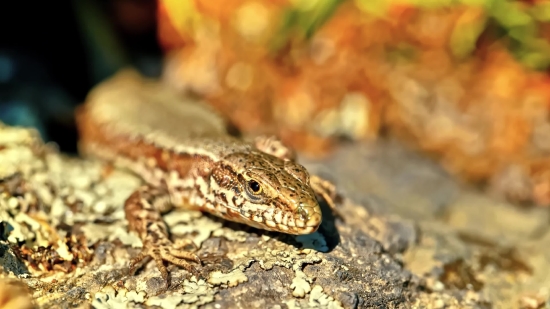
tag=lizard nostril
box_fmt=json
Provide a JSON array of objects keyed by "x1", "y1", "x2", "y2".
[{"x1": 296, "y1": 203, "x2": 313, "y2": 220}]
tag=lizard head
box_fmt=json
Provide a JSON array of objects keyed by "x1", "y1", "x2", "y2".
[{"x1": 213, "y1": 152, "x2": 322, "y2": 235}]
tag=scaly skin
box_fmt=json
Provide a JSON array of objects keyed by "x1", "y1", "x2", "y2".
[{"x1": 75, "y1": 70, "x2": 338, "y2": 286}]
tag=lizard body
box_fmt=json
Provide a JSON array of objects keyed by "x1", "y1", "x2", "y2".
[{"x1": 75, "y1": 69, "x2": 334, "y2": 284}]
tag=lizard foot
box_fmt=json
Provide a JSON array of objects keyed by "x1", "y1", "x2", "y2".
[{"x1": 129, "y1": 239, "x2": 201, "y2": 287}]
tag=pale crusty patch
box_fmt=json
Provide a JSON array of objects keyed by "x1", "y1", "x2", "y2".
[
  {"x1": 290, "y1": 270, "x2": 313, "y2": 298},
  {"x1": 144, "y1": 277, "x2": 216, "y2": 309},
  {"x1": 208, "y1": 269, "x2": 248, "y2": 287},
  {"x1": 92, "y1": 286, "x2": 146, "y2": 309}
]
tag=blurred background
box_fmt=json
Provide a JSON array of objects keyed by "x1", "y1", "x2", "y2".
[{"x1": 3, "y1": 0, "x2": 550, "y2": 207}]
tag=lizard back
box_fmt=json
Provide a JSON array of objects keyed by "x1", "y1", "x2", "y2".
[{"x1": 77, "y1": 69, "x2": 253, "y2": 161}]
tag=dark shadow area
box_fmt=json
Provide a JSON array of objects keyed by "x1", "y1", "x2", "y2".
[{"x1": 0, "y1": 0, "x2": 162, "y2": 154}]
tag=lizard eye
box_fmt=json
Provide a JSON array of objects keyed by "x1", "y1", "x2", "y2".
[{"x1": 247, "y1": 180, "x2": 262, "y2": 194}]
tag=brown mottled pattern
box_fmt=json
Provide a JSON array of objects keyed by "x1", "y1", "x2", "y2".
[
  {"x1": 75, "y1": 70, "x2": 324, "y2": 284},
  {"x1": 75, "y1": 73, "x2": 322, "y2": 234}
]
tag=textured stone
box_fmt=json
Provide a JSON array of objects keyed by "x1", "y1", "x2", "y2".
[{"x1": 1, "y1": 123, "x2": 549, "y2": 308}]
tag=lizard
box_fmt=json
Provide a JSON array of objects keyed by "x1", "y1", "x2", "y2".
[{"x1": 75, "y1": 69, "x2": 339, "y2": 286}]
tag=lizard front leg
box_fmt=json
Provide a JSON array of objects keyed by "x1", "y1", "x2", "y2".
[
  {"x1": 124, "y1": 184, "x2": 201, "y2": 286},
  {"x1": 253, "y1": 135, "x2": 297, "y2": 161},
  {"x1": 253, "y1": 135, "x2": 343, "y2": 218}
]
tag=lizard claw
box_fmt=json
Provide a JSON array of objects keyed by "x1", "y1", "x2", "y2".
[{"x1": 129, "y1": 240, "x2": 202, "y2": 287}]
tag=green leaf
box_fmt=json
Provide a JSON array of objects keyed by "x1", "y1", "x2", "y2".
[
  {"x1": 269, "y1": 9, "x2": 299, "y2": 51},
  {"x1": 513, "y1": 38, "x2": 550, "y2": 70},
  {"x1": 530, "y1": 1, "x2": 550, "y2": 22},
  {"x1": 270, "y1": 0, "x2": 344, "y2": 51},
  {"x1": 354, "y1": 0, "x2": 389, "y2": 17},
  {"x1": 450, "y1": 9, "x2": 488, "y2": 59},
  {"x1": 296, "y1": 0, "x2": 344, "y2": 39},
  {"x1": 410, "y1": 0, "x2": 455, "y2": 9},
  {"x1": 459, "y1": 0, "x2": 491, "y2": 7},
  {"x1": 490, "y1": 0, "x2": 532, "y2": 29}
]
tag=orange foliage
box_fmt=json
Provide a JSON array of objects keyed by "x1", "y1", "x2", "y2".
[{"x1": 157, "y1": 1, "x2": 550, "y2": 206}]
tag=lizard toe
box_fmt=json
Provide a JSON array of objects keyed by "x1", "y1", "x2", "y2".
[
  {"x1": 168, "y1": 248, "x2": 202, "y2": 264},
  {"x1": 128, "y1": 240, "x2": 201, "y2": 287}
]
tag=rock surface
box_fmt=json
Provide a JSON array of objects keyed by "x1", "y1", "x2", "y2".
[{"x1": 0, "y1": 123, "x2": 548, "y2": 309}]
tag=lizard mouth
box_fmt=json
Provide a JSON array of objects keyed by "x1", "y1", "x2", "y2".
[
  {"x1": 278, "y1": 203, "x2": 322, "y2": 235},
  {"x1": 296, "y1": 203, "x2": 322, "y2": 227},
  {"x1": 235, "y1": 203, "x2": 322, "y2": 235}
]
